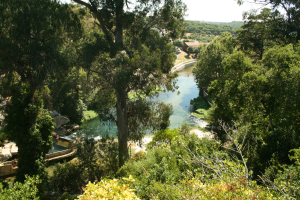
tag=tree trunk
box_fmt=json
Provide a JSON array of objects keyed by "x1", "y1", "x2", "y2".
[{"x1": 116, "y1": 88, "x2": 129, "y2": 167}]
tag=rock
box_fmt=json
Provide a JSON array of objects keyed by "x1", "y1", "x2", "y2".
[
  {"x1": 53, "y1": 127, "x2": 69, "y2": 136},
  {"x1": 53, "y1": 115, "x2": 70, "y2": 129},
  {"x1": 73, "y1": 125, "x2": 80, "y2": 130},
  {"x1": 65, "y1": 124, "x2": 80, "y2": 131},
  {"x1": 51, "y1": 110, "x2": 60, "y2": 118}
]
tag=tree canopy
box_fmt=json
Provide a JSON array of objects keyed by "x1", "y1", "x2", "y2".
[
  {"x1": 72, "y1": 0, "x2": 186, "y2": 166},
  {"x1": 0, "y1": 0, "x2": 81, "y2": 182}
]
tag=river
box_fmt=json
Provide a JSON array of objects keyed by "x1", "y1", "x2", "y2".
[{"x1": 79, "y1": 65, "x2": 207, "y2": 138}]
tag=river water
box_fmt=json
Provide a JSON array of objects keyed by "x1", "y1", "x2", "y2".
[{"x1": 79, "y1": 65, "x2": 207, "y2": 138}]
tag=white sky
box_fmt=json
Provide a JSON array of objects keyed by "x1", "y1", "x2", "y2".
[
  {"x1": 184, "y1": 0, "x2": 266, "y2": 22},
  {"x1": 61, "y1": 0, "x2": 267, "y2": 22}
]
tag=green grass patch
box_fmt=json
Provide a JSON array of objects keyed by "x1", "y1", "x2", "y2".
[
  {"x1": 81, "y1": 110, "x2": 99, "y2": 123},
  {"x1": 128, "y1": 87, "x2": 164, "y2": 101}
]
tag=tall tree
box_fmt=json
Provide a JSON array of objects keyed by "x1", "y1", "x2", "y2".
[
  {"x1": 237, "y1": 8, "x2": 281, "y2": 60},
  {"x1": 73, "y1": 0, "x2": 186, "y2": 166},
  {"x1": 0, "y1": 0, "x2": 81, "y2": 182},
  {"x1": 237, "y1": 0, "x2": 300, "y2": 44},
  {"x1": 193, "y1": 32, "x2": 236, "y2": 93}
]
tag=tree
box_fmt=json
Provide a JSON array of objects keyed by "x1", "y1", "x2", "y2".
[
  {"x1": 173, "y1": 40, "x2": 184, "y2": 48},
  {"x1": 193, "y1": 32, "x2": 236, "y2": 92},
  {"x1": 0, "y1": 0, "x2": 81, "y2": 182},
  {"x1": 237, "y1": 8, "x2": 281, "y2": 61},
  {"x1": 208, "y1": 44, "x2": 300, "y2": 176},
  {"x1": 73, "y1": 0, "x2": 186, "y2": 166},
  {"x1": 187, "y1": 46, "x2": 194, "y2": 56},
  {"x1": 237, "y1": 0, "x2": 300, "y2": 44}
]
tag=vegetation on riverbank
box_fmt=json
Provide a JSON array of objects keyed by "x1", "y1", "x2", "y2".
[
  {"x1": 190, "y1": 95, "x2": 210, "y2": 120},
  {"x1": 1, "y1": 0, "x2": 300, "y2": 198},
  {"x1": 81, "y1": 110, "x2": 98, "y2": 123}
]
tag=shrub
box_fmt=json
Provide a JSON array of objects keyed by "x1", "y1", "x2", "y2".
[
  {"x1": 78, "y1": 176, "x2": 139, "y2": 200},
  {"x1": 0, "y1": 175, "x2": 40, "y2": 200},
  {"x1": 81, "y1": 110, "x2": 98, "y2": 123},
  {"x1": 147, "y1": 128, "x2": 180, "y2": 148},
  {"x1": 49, "y1": 161, "x2": 85, "y2": 193}
]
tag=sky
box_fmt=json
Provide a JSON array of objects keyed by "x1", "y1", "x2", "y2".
[
  {"x1": 62, "y1": 0, "x2": 268, "y2": 22},
  {"x1": 183, "y1": 0, "x2": 266, "y2": 22}
]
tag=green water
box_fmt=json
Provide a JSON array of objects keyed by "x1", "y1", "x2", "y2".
[{"x1": 79, "y1": 65, "x2": 207, "y2": 137}]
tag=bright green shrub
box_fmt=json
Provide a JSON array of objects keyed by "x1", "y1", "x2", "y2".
[
  {"x1": 147, "y1": 128, "x2": 180, "y2": 148},
  {"x1": 0, "y1": 175, "x2": 40, "y2": 200},
  {"x1": 81, "y1": 110, "x2": 98, "y2": 123},
  {"x1": 130, "y1": 150, "x2": 146, "y2": 162},
  {"x1": 78, "y1": 176, "x2": 139, "y2": 200}
]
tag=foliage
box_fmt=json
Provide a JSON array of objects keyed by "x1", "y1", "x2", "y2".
[
  {"x1": 190, "y1": 95, "x2": 210, "y2": 120},
  {"x1": 73, "y1": 0, "x2": 186, "y2": 166},
  {"x1": 76, "y1": 137, "x2": 103, "y2": 183},
  {"x1": 52, "y1": 192, "x2": 78, "y2": 200},
  {"x1": 0, "y1": 130, "x2": 6, "y2": 147},
  {"x1": 193, "y1": 32, "x2": 236, "y2": 90},
  {"x1": 173, "y1": 40, "x2": 184, "y2": 48},
  {"x1": 0, "y1": 175, "x2": 40, "y2": 200},
  {"x1": 78, "y1": 176, "x2": 139, "y2": 200},
  {"x1": 130, "y1": 150, "x2": 146, "y2": 162},
  {"x1": 185, "y1": 20, "x2": 240, "y2": 36},
  {"x1": 4, "y1": 86, "x2": 54, "y2": 183},
  {"x1": 263, "y1": 147, "x2": 300, "y2": 199},
  {"x1": 0, "y1": 0, "x2": 80, "y2": 183},
  {"x1": 237, "y1": 8, "x2": 282, "y2": 60},
  {"x1": 119, "y1": 123, "x2": 281, "y2": 199},
  {"x1": 147, "y1": 128, "x2": 180, "y2": 148},
  {"x1": 49, "y1": 161, "x2": 84, "y2": 193},
  {"x1": 128, "y1": 87, "x2": 164, "y2": 101},
  {"x1": 81, "y1": 110, "x2": 98, "y2": 123},
  {"x1": 238, "y1": 0, "x2": 300, "y2": 44},
  {"x1": 205, "y1": 43, "x2": 300, "y2": 177}
]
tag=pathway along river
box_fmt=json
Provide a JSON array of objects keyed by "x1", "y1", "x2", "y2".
[{"x1": 79, "y1": 65, "x2": 207, "y2": 138}]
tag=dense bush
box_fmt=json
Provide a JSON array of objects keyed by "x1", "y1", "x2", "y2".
[
  {"x1": 78, "y1": 176, "x2": 139, "y2": 200},
  {"x1": 49, "y1": 161, "x2": 85, "y2": 193},
  {"x1": 0, "y1": 175, "x2": 40, "y2": 200}
]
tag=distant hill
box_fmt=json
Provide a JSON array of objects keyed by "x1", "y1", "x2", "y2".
[
  {"x1": 183, "y1": 20, "x2": 243, "y2": 43},
  {"x1": 203, "y1": 21, "x2": 244, "y2": 28},
  {"x1": 185, "y1": 20, "x2": 243, "y2": 36}
]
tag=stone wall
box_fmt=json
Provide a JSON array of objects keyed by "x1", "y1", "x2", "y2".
[
  {"x1": 45, "y1": 148, "x2": 72, "y2": 160},
  {"x1": 171, "y1": 60, "x2": 196, "y2": 73},
  {"x1": 0, "y1": 161, "x2": 18, "y2": 176}
]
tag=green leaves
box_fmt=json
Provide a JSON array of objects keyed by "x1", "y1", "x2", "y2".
[{"x1": 0, "y1": 175, "x2": 41, "y2": 200}]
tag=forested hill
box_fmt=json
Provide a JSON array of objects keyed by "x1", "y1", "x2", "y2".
[
  {"x1": 204, "y1": 21, "x2": 244, "y2": 28},
  {"x1": 185, "y1": 20, "x2": 243, "y2": 36}
]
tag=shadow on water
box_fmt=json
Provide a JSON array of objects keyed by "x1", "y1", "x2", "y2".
[{"x1": 80, "y1": 65, "x2": 207, "y2": 137}]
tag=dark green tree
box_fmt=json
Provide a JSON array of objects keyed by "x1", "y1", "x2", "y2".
[
  {"x1": 73, "y1": 0, "x2": 186, "y2": 166},
  {"x1": 193, "y1": 32, "x2": 236, "y2": 93},
  {"x1": 237, "y1": 8, "x2": 281, "y2": 61},
  {"x1": 208, "y1": 44, "x2": 300, "y2": 176},
  {"x1": 237, "y1": 0, "x2": 300, "y2": 44},
  {"x1": 0, "y1": 0, "x2": 81, "y2": 182},
  {"x1": 173, "y1": 40, "x2": 184, "y2": 48}
]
